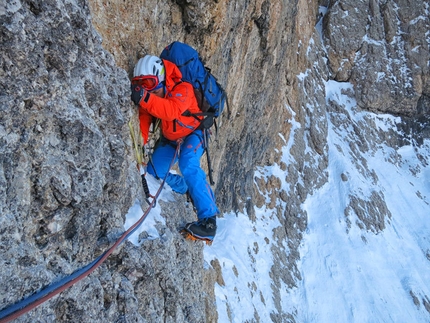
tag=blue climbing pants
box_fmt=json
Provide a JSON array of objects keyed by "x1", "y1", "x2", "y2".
[{"x1": 147, "y1": 130, "x2": 219, "y2": 220}]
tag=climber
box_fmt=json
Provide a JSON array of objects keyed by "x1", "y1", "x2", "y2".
[{"x1": 130, "y1": 55, "x2": 218, "y2": 242}]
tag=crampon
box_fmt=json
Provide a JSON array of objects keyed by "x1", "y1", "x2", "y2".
[{"x1": 180, "y1": 228, "x2": 213, "y2": 246}]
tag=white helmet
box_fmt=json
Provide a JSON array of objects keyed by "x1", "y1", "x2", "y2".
[{"x1": 133, "y1": 55, "x2": 165, "y2": 83}]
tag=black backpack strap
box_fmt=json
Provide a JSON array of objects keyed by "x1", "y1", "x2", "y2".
[
  {"x1": 182, "y1": 110, "x2": 215, "y2": 129},
  {"x1": 203, "y1": 128, "x2": 215, "y2": 185}
]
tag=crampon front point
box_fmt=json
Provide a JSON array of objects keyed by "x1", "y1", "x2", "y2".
[{"x1": 180, "y1": 228, "x2": 213, "y2": 245}]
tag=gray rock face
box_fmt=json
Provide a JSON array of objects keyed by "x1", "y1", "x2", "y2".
[
  {"x1": 1, "y1": 0, "x2": 153, "y2": 321},
  {"x1": 323, "y1": 0, "x2": 429, "y2": 117},
  {"x1": 1, "y1": 1, "x2": 219, "y2": 321}
]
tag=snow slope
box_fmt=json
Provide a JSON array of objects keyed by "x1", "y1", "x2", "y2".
[
  {"x1": 205, "y1": 81, "x2": 430, "y2": 322},
  {"x1": 291, "y1": 81, "x2": 430, "y2": 322}
]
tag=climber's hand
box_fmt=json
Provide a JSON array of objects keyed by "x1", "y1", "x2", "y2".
[{"x1": 131, "y1": 83, "x2": 146, "y2": 106}]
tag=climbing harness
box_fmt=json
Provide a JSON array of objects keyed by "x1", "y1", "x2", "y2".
[{"x1": 0, "y1": 137, "x2": 181, "y2": 323}]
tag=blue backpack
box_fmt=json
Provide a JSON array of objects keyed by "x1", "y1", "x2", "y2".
[{"x1": 160, "y1": 41, "x2": 229, "y2": 129}]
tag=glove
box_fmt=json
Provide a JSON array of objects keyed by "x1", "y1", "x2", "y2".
[{"x1": 131, "y1": 83, "x2": 146, "y2": 106}]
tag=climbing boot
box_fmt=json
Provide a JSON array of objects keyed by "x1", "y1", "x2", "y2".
[{"x1": 180, "y1": 216, "x2": 217, "y2": 245}]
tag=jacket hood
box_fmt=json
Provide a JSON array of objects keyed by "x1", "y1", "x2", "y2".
[{"x1": 162, "y1": 59, "x2": 183, "y2": 87}]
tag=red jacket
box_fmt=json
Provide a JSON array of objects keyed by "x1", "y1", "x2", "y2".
[{"x1": 138, "y1": 60, "x2": 201, "y2": 143}]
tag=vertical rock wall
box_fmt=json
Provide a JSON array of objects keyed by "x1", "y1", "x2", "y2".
[
  {"x1": 0, "y1": 0, "x2": 144, "y2": 321},
  {"x1": 323, "y1": 0, "x2": 429, "y2": 118},
  {"x1": 1, "y1": 0, "x2": 428, "y2": 321}
]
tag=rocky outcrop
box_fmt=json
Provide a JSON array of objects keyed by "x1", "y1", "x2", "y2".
[
  {"x1": 1, "y1": 0, "x2": 140, "y2": 320},
  {"x1": 323, "y1": 0, "x2": 429, "y2": 118},
  {"x1": 1, "y1": 0, "x2": 429, "y2": 322}
]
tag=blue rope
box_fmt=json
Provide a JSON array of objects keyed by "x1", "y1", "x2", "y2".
[{"x1": 0, "y1": 253, "x2": 104, "y2": 319}]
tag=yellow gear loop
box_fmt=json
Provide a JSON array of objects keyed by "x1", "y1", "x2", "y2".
[{"x1": 128, "y1": 121, "x2": 144, "y2": 167}]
